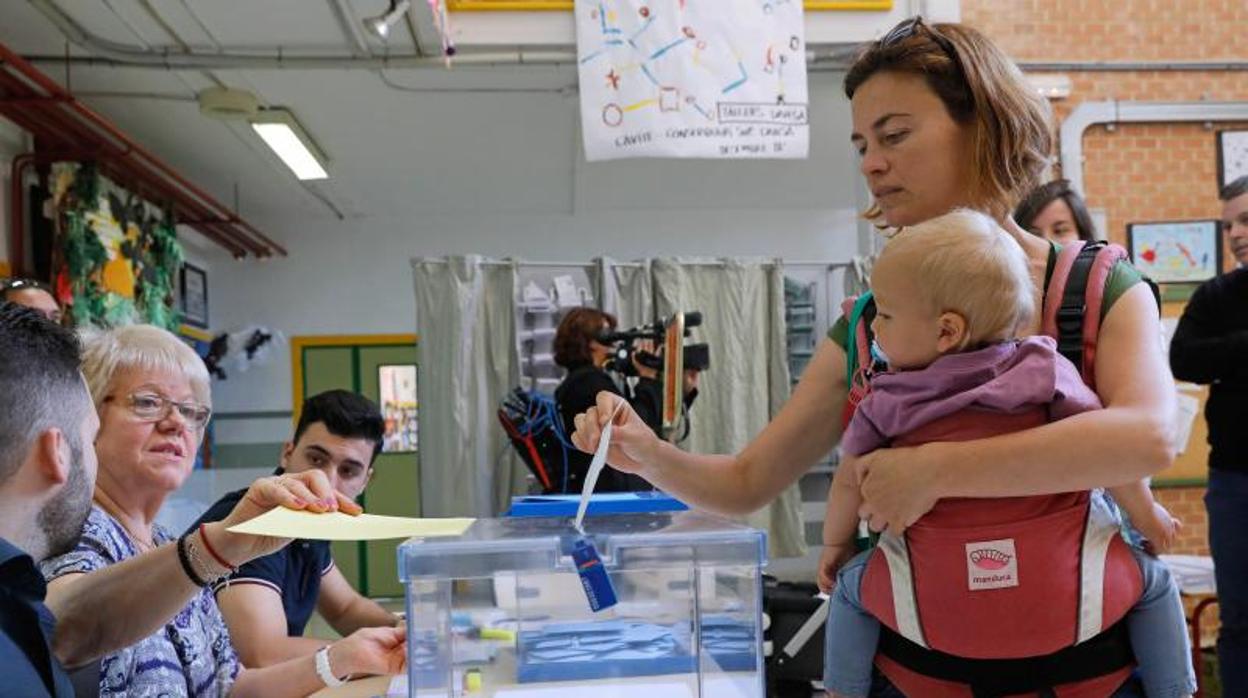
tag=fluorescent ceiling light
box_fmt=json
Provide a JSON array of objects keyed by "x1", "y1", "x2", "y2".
[
  {"x1": 249, "y1": 110, "x2": 329, "y2": 181},
  {"x1": 365, "y1": 0, "x2": 412, "y2": 40}
]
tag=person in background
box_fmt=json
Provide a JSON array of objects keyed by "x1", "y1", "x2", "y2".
[
  {"x1": 1013, "y1": 178, "x2": 1099, "y2": 244},
  {"x1": 1169, "y1": 175, "x2": 1248, "y2": 696},
  {"x1": 554, "y1": 307, "x2": 661, "y2": 493},
  {"x1": 553, "y1": 307, "x2": 697, "y2": 493},
  {"x1": 1, "y1": 278, "x2": 62, "y2": 323},
  {"x1": 195, "y1": 389, "x2": 400, "y2": 667},
  {"x1": 40, "y1": 324, "x2": 405, "y2": 697}
]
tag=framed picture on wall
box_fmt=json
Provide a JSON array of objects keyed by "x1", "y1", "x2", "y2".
[
  {"x1": 1126, "y1": 220, "x2": 1222, "y2": 285},
  {"x1": 1218, "y1": 130, "x2": 1248, "y2": 188},
  {"x1": 378, "y1": 364, "x2": 418, "y2": 453},
  {"x1": 179, "y1": 263, "x2": 209, "y2": 328}
]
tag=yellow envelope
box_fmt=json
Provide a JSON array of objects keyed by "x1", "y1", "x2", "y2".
[{"x1": 227, "y1": 507, "x2": 474, "y2": 541}]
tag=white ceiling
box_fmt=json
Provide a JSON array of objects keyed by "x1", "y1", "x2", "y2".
[{"x1": 0, "y1": 1, "x2": 914, "y2": 250}]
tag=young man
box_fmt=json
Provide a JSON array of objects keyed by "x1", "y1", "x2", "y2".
[
  {"x1": 0, "y1": 303, "x2": 345, "y2": 696},
  {"x1": 195, "y1": 390, "x2": 399, "y2": 667},
  {"x1": 1170, "y1": 175, "x2": 1248, "y2": 695}
]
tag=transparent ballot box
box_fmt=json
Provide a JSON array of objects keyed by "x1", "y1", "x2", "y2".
[{"x1": 397, "y1": 511, "x2": 767, "y2": 697}]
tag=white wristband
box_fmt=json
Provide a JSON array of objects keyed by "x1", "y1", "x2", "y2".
[{"x1": 315, "y1": 645, "x2": 346, "y2": 688}]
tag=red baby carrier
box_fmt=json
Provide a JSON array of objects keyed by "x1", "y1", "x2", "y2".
[{"x1": 842, "y1": 241, "x2": 1157, "y2": 696}]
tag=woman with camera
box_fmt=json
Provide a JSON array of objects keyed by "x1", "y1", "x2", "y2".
[{"x1": 553, "y1": 307, "x2": 695, "y2": 493}]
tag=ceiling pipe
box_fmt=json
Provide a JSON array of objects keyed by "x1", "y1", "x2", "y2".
[
  {"x1": 1060, "y1": 100, "x2": 1248, "y2": 196},
  {"x1": 7, "y1": 150, "x2": 257, "y2": 275},
  {"x1": 29, "y1": 0, "x2": 545, "y2": 69},
  {"x1": 3, "y1": 54, "x2": 283, "y2": 259},
  {"x1": 0, "y1": 41, "x2": 284, "y2": 257},
  {"x1": 27, "y1": 0, "x2": 868, "y2": 71},
  {"x1": 26, "y1": 1, "x2": 1248, "y2": 74}
]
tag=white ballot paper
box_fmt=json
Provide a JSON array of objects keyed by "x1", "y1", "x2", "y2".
[
  {"x1": 228, "y1": 507, "x2": 473, "y2": 541},
  {"x1": 575, "y1": 399, "x2": 627, "y2": 533}
]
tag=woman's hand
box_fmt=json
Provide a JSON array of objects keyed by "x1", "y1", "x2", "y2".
[
  {"x1": 816, "y1": 543, "x2": 856, "y2": 594},
  {"x1": 571, "y1": 391, "x2": 663, "y2": 476},
  {"x1": 852, "y1": 443, "x2": 949, "y2": 535},
  {"x1": 211, "y1": 470, "x2": 364, "y2": 564},
  {"x1": 329, "y1": 627, "x2": 407, "y2": 678}
]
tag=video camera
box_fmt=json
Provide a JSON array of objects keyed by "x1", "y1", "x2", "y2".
[
  {"x1": 599, "y1": 311, "x2": 710, "y2": 377},
  {"x1": 597, "y1": 310, "x2": 710, "y2": 437}
]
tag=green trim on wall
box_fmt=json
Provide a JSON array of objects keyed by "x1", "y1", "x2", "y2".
[
  {"x1": 351, "y1": 346, "x2": 369, "y2": 598},
  {"x1": 1160, "y1": 284, "x2": 1198, "y2": 303},
  {"x1": 1153, "y1": 478, "x2": 1209, "y2": 489}
]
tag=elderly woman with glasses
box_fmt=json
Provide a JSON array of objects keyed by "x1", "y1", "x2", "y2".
[{"x1": 41, "y1": 324, "x2": 407, "y2": 697}]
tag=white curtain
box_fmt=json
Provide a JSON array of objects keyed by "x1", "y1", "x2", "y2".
[
  {"x1": 412, "y1": 256, "x2": 521, "y2": 517},
  {"x1": 592, "y1": 257, "x2": 653, "y2": 328},
  {"x1": 411, "y1": 254, "x2": 805, "y2": 554},
  {"x1": 652, "y1": 258, "x2": 806, "y2": 559}
]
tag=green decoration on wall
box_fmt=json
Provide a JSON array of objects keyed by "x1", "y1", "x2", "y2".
[
  {"x1": 135, "y1": 209, "x2": 184, "y2": 330},
  {"x1": 54, "y1": 163, "x2": 185, "y2": 331}
]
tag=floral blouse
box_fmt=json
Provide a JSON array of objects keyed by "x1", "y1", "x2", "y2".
[{"x1": 40, "y1": 506, "x2": 240, "y2": 697}]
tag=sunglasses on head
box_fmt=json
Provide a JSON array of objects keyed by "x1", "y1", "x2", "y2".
[
  {"x1": 880, "y1": 16, "x2": 963, "y2": 73},
  {"x1": 1, "y1": 278, "x2": 51, "y2": 293}
]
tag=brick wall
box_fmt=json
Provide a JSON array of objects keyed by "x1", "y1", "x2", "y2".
[
  {"x1": 961, "y1": 0, "x2": 1245, "y2": 64},
  {"x1": 1154, "y1": 485, "x2": 1211, "y2": 556},
  {"x1": 959, "y1": 0, "x2": 1248, "y2": 557},
  {"x1": 961, "y1": 1, "x2": 1248, "y2": 251}
]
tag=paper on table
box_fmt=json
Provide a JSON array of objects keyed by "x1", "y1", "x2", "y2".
[
  {"x1": 575, "y1": 399, "x2": 626, "y2": 533},
  {"x1": 228, "y1": 507, "x2": 473, "y2": 541}
]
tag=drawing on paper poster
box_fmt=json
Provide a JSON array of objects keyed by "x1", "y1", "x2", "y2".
[
  {"x1": 575, "y1": 0, "x2": 809, "y2": 161},
  {"x1": 1218, "y1": 130, "x2": 1248, "y2": 188},
  {"x1": 1127, "y1": 220, "x2": 1222, "y2": 284},
  {"x1": 379, "y1": 364, "x2": 419, "y2": 453}
]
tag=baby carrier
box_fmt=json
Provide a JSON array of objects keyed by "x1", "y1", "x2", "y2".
[{"x1": 843, "y1": 241, "x2": 1157, "y2": 696}]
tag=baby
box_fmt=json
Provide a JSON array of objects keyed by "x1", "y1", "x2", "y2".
[{"x1": 819, "y1": 209, "x2": 1193, "y2": 698}]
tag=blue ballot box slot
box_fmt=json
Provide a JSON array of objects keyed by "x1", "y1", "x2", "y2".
[{"x1": 506, "y1": 491, "x2": 689, "y2": 518}]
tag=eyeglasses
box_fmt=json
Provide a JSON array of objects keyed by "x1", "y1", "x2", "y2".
[
  {"x1": 880, "y1": 16, "x2": 963, "y2": 75},
  {"x1": 106, "y1": 392, "x2": 213, "y2": 430}
]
